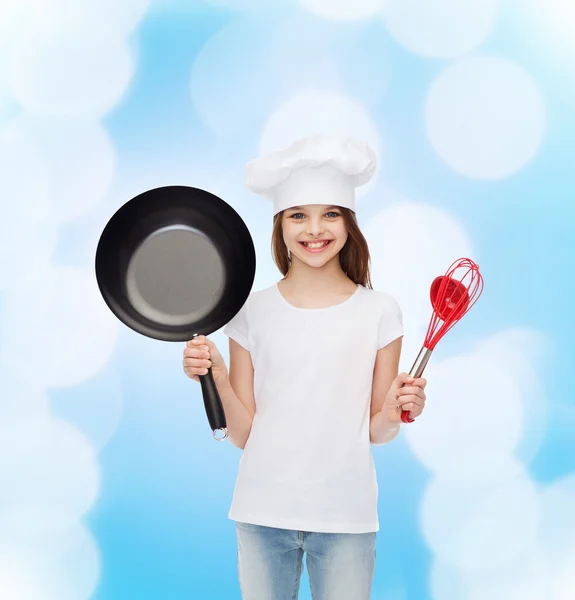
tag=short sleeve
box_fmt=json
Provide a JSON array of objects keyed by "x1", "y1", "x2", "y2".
[
  {"x1": 377, "y1": 294, "x2": 404, "y2": 350},
  {"x1": 223, "y1": 296, "x2": 250, "y2": 351}
]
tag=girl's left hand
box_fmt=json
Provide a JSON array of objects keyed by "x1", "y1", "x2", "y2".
[{"x1": 382, "y1": 373, "x2": 427, "y2": 424}]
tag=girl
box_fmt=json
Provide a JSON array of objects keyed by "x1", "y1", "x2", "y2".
[{"x1": 183, "y1": 135, "x2": 427, "y2": 600}]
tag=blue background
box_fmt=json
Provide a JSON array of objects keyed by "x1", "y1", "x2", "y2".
[{"x1": 1, "y1": 0, "x2": 574, "y2": 598}]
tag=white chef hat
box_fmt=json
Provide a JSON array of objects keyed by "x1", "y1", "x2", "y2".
[{"x1": 245, "y1": 134, "x2": 377, "y2": 215}]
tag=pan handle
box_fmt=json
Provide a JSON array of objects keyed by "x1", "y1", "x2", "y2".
[{"x1": 198, "y1": 368, "x2": 228, "y2": 442}]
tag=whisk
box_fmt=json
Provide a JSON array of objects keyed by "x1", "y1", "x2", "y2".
[{"x1": 401, "y1": 257, "x2": 484, "y2": 424}]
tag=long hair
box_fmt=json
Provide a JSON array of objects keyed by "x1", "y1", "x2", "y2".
[{"x1": 271, "y1": 207, "x2": 373, "y2": 289}]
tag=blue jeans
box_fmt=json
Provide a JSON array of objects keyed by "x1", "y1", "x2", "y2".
[{"x1": 235, "y1": 522, "x2": 376, "y2": 599}]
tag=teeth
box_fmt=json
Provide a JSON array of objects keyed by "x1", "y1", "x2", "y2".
[{"x1": 304, "y1": 241, "x2": 329, "y2": 249}]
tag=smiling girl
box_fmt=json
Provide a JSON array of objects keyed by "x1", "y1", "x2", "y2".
[{"x1": 183, "y1": 135, "x2": 427, "y2": 600}]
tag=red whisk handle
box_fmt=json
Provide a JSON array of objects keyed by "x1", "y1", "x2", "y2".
[
  {"x1": 400, "y1": 411, "x2": 415, "y2": 424},
  {"x1": 401, "y1": 347, "x2": 432, "y2": 424}
]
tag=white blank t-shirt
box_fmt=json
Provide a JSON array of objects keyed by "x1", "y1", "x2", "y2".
[{"x1": 223, "y1": 283, "x2": 403, "y2": 534}]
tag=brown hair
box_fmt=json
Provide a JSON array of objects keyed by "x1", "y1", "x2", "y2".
[{"x1": 271, "y1": 207, "x2": 373, "y2": 289}]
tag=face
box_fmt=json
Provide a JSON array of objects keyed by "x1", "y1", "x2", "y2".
[{"x1": 282, "y1": 204, "x2": 348, "y2": 268}]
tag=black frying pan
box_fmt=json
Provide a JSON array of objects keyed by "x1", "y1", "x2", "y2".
[{"x1": 95, "y1": 185, "x2": 256, "y2": 441}]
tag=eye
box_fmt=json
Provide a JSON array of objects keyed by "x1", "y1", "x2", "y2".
[
  {"x1": 326, "y1": 211, "x2": 340, "y2": 218},
  {"x1": 290, "y1": 212, "x2": 305, "y2": 219}
]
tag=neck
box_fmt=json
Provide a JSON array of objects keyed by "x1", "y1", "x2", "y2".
[{"x1": 282, "y1": 256, "x2": 352, "y2": 292}]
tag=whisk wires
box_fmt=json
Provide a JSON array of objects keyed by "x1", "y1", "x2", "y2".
[{"x1": 424, "y1": 258, "x2": 484, "y2": 350}]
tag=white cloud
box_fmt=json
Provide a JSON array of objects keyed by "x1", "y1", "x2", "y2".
[
  {"x1": 421, "y1": 471, "x2": 540, "y2": 572},
  {"x1": 470, "y1": 551, "x2": 548, "y2": 600},
  {"x1": 466, "y1": 580, "x2": 547, "y2": 600},
  {"x1": 382, "y1": 0, "x2": 499, "y2": 58},
  {"x1": 425, "y1": 56, "x2": 546, "y2": 179},
  {"x1": 538, "y1": 474, "x2": 575, "y2": 564},
  {"x1": 0, "y1": 266, "x2": 119, "y2": 387},
  {"x1": 432, "y1": 551, "x2": 549, "y2": 600},
  {"x1": 554, "y1": 551, "x2": 575, "y2": 600}
]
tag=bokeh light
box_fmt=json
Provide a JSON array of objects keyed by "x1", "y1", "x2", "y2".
[
  {"x1": 0, "y1": 417, "x2": 100, "y2": 517},
  {"x1": 11, "y1": 115, "x2": 117, "y2": 223},
  {"x1": 364, "y1": 198, "x2": 473, "y2": 362},
  {"x1": 425, "y1": 56, "x2": 546, "y2": 179},
  {"x1": 6, "y1": 6, "x2": 135, "y2": 118},
  {"x1": 0, "y1": 266, "x2": 119, "y2": 387},
  {"x1": 421, "y1": 470, "x2": 540, "y2": 572},
  {"x1": 298, "y1": 0, "x2": 387, "y2": 22},
  {"x1": 382, "y1": 0, "x2": 499, "y2": 58},
  {"x1": 0, "y1": 515, "x2": 100, "y2": 600}
]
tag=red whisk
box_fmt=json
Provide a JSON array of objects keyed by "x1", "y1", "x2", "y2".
[{"x1": 401, "y1": 257, "x2": 484, "y2": 424}]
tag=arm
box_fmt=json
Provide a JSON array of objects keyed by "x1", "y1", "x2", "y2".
[
  {"x1": 369, "y1": 337, "x2": 403, "y2": 445},
  {"x1": 216, "y1": 338, "x2": 256, "y2": 450}
]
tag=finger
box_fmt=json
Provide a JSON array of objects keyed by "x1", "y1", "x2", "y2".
[
  {"x1": 184, "y1": 357, "x2": 212, "y2": 369},
  {"x1": 392, "y1": 373, "x2": 413, "y2": 393},
  {"x1": 184, "y1": 347, "x2": 210, "y2": 358},
  {"x1": 398, "y1": 372, "x2": 415, "y2": 387},
  {"x1": 188, "y1": 335, "x2": 207, "y2": 346},
  {"x1": 412, "y1": 377, "x2": 427, "y2": 389},
  {"x1": 194, "y1": 338, "x2": 216, "y2": 354},
  {"x1": 397, "y1": 396, "x2": 425, "y2": 409},
  {"x1": 197, "y1": 336, "x2": 214, "y2": 348},
  {"x1": 185, "y1": 366, "x2": 209, "y2": 376},
  {"x1": 401, "y1": 402, "x2": 423, "y2": 417},
  {"x1": 185, "y1": 369, "x2": 201, "y2": 382},
  {"x1": 184, "y1": 357, "x2": 204, "y2": 367},
  {"x1": 183, "y1": 348, "x2": 203, "y2": 358},
  {"x1": 401, "y1": 398, "x2": 425, "y2": 411},
  {"x1": 397, "y1": 386, "x2": 426, "y2": 399}
]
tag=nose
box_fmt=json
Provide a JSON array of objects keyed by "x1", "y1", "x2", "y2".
[{"x1": 306, "y1": 216, "x2": 325, "y2": 237}]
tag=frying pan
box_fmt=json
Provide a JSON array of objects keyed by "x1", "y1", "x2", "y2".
[{"x1": 95, "y1": 185, "x2": 256, "y2": 441}]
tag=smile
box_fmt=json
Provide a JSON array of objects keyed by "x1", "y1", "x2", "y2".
[{"x1": 298, "y1": 240, "x2": 333, "y2": 253}]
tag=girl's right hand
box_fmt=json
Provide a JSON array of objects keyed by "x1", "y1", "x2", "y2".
[{"x1": 183, "y1": 335, "x2": 228, "y2": 384}]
